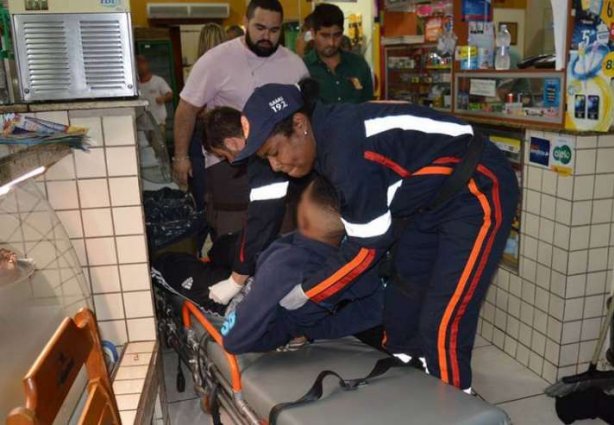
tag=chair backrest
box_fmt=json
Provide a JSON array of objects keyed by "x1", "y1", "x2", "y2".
[{"x1": 6, "y1": 308, "x2": 121, "y2": 425}]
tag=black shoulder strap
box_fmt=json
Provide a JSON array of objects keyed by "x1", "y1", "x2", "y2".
[{"x1": 268, "y1": 356, "x2": 407, "y2": 424}]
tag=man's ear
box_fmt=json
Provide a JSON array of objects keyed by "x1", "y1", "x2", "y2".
[
  {"x1": 293, "y1": 113, "x2": 307, "y2": 133},
  {"x1": 224, "y1": 137, "x2": 246, "y2": 153},
  {"x1": 243, "y1": 16, "x2": 249, "y2": 29}
]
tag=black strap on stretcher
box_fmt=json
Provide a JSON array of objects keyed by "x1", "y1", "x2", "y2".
[
  {"x1": 269, "y1": 133, "x2": 486, "y2": 424},
  {"x1": 269, "y1": 356, "x2": 410, "y2": 424}
]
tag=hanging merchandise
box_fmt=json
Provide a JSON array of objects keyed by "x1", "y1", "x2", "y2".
[
  {"x1": 461, "y1": 0, "x2": 492, "y2": 22},
  {"x1": 425, "y1": 17, "x2": 444, "y2": 42},
  {"x1": 468, "y1": 21, "x2": 495, "y2": 69},
  {"x1": 566, "y1": 0, "x2": 614, "y2": 131},
  {"x1": 437, "y1": 16, "x2": 458, "y2": 57}
]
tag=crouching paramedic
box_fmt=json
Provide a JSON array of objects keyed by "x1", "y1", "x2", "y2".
[
  {"x1": 204, "y1": 82, "x2": 519, "y2": 392},
  {"x1": 152, "y1": 176, "x2": 383, "y2": 354}
]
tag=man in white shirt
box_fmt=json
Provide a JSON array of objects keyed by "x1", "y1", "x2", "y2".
[{"x1": 137, "y1": 55, "x2": 173, "y2": 136}]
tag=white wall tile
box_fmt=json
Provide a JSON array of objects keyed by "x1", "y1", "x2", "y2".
[
  {"x1": 549, "y1": 295, "x2": 565, "y2": 321},
  {"x1": 553, "y1": 224, "x2": 570, "y2": 250},
  {"x1": 36, "y1": 111, "x2": 69, "y2": 124},
  {"x1": 568, "y1": 249, "x2": 588, "y2": 275},
  {"x1": 539, "y1": 218, "x2": 555, "y2": 244},
  {"x1": 578, "y1": 341, "x2": 597, "y2": 363},
  {"x1": 569, "y1": 226, "x2": 590, "y2": 251},
  {"x1": 483, "y1": 302, "x2": 495, "y2": 323},
  {"x1": 72, "y1": 239, "x2": 87, "y2": 266},
  {"x1": 529, "y1": 351, "x2": 544, "y2": 375},
  {"x1": 522, "y1": 236, "x2": 538, "y2": 259},
  {"x1": 571, "y1": 201, "x2": 592, "y2": 226},
  {"x1": 519, "y1": 322, "x2": 533, "y2": 346},
  {"x1": 97, "y1": 319, "x2": 128, "y2": 346},
  {"x1": 75, "y1": 148, "x2": 107, "y2": 178},
  {"x1": 516, "y1": 343, "x2": 530, "y2": 366},
  {"x1": 541, "y1": 170, "x2": 557, "y2": 195},
  {"x1": 561, "y1": 321, "x2": 581, "y2": 344},
  {"x1": 106, "y1": 147, "x2": 138, "y2": 177},
  {"x1": 119, "y1": 410, "x2": 136, "y2": 425},
  {"x1": 123, "y1": 291, "x2": 154, "y2": 318},
  {"x1": 45, "y1": 155, "x2": 75, "y2": 180},
  {"x1": 527, "y1": 167, "x2": 542, "y2": 191},
  {"x1": 594, "y1": 174, "x2": 614, "y2": 199},
  {"x1": 586, "y1": 272, "x2": 607, "y2": 295},
  {"x1": 521, "y1": 300, "x2": 535, "y2": 325},
  {"x1": 116, "y1": 394, "x2": 141, "y2": 411},
  {"x1": 598, "y1": 134, "x2": 614, "y2": 148},
  {"x1": 557, "y1": 175, "x2": 573, "y2": 200},
  {"x1": 481, "y1": 321, "x2": 494, "y2": 341},
  {"x1": 116, "y1": 235, "x2": 148, "y2": 264},
  {"x1": 47, "y1": 181, "x2": 79, "y2": 210},
  {"x1": 550, "y1": 271, "x2": 566, "y2": 297},
  {"x1": 120, "y1": 263, "x2": 150, "y2": 291},
  {"x1": 526, "y1": 190, "x2": 541, "y2": 215},
  {"x1": 495, "y1": 308, "x2": 507, "y2": 330},
  {"x1": 577, "y1": 135, "x2": 598, "y2": 149},
  {"x1": 509, "y1": 274, "x2": 522, "y2": 298},
  {"x1": 566, "y1": 274, "x2": 587, "y2": 298},
  {"x1": 583, "y1": 295, "x2": 605, "y2": 319},
  {"x1": 573, "y1": 176, "x2": 594, "y2": 201},
  {"x1": 124, "y1": 341, "x2": 156, "y2": 354},
  {"x1": 103, "y1": 115, "x2": 136, "y2": 146},
  {"x1": 540, "y1": 194, "x2": 556, "y2": 220},
  {"x1": 588, "y1": 247, "x2": 608, "y2": 272},
  {"x1": 71, "y1": 116, "x2": 104, "y2": 147},
  {"x1": 85, "y1": 237, "x2": 117, "y2": 266},
  {"x1": 507, "y1": 316, "x2": 520, "y2": 339},
  {"x1": 94, "y1": 293, "x2": 125, "y2": 320},
  {"x1": 564, "y1": 298, "x2": 584, "y2": 322},
  {"x1": 548, "y1": 316, "x2": 563, "y2": 341},
  {"x1": 591, "y1": 199, "x2": 613, "y2": 224},
  {"x1": 508, "y1": 294, "x2": 521, "y2": 318},
  {"x1": 555, "y1": 199, "x2": 572, "y2": 225},
  {"x1": 56, "y1": 210, "x2": 83, "y2": 238},
  {"x1": 560, "y1": 343, "x2": 579, "y2": 366},
  {"x1": 109, "y1": 177, "x2": 141, "y2": 206},
  {"x1": 112, "y1": 207, "x2": 144, "y2": 236},
  {"x1": 552, "y1": 247, "x2": 568, "y2": 274},
  {"x1": 581, "y1": 318, "x2": 602, "y2": 341},
  {"x1": 521, "y1": 259, "x2": 537, "y2": 283},
  {"x1": 574, "y1": 150, "x2": 596, "y2": 175},
  {"x1": 127, "y1": 317, "x2": 156, "y2": 341},
  {"x1": 596, "y1": 148, "x2": 614, "y2": 173},
  {"x1": 113, "y1": 379, "x2": 144, "y2": 396},
  {"x1": 532, "y1": 330, "x2": 546, "y2": 356},
  {"x1": 115, "y1": 365, "x2": 148, "y2": 380},
  {"x1": 536, "y1": 265, "x2": 551, "y2": 291},
  {"x1": 545, "y1": 341, "x2": 559, "y2": 365},
  {"x1": 82, "y1": 208, "x2": 114, "y2": 237},
  {"x1": 78, "y1": 179, "x2": 110, "y2": 208},
  {"x1": 537, "y1": 243, "x2": 553, "y2": 268},
  {"x1": 90, "y1": 265, "x2": 121, "y2": 293},
  {"x1": 535, "y1": 288, "x2": 550, "y2": 312}
]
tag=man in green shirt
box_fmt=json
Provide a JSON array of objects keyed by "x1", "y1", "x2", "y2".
[{"x1": 304, "y1": 4, "x2": 374, "y2": 104}]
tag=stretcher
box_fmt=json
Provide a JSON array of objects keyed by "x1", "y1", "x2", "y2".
[{"x1": 153, "y1": 282, "x2": 512, "y2": 425}]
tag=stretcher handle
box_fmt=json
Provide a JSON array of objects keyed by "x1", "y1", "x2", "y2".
[{"x1": 181, "y1": 301, "x2": 243, "y2": 393}]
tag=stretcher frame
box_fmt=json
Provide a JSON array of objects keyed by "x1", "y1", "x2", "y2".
[{"x1": 154, "y1": 285, "x2": 262, "y2": 425}]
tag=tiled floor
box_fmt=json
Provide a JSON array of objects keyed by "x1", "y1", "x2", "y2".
[{"x1": 163, "y1": 336, "x2": 607, "y2": 424}]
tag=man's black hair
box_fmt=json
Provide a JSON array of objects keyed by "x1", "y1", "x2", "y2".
[
  {"x1": 246, "y1": 0, "x2": 283, "y2": 20},
  {"x1": 312, "y1": 3, "x2": 344, "y2": 32},
  {"x1": 203, "y1": 107, "x2": 243, "y2": 153},
  {"x1": 308, "y1": 174, "x2": 340, "y2": 213}
]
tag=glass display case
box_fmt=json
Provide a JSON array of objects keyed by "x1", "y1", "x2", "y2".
[
  {"x1": 454, "y1": 71, "x2": 565, "y2": 125},
  {"x1": 384, "y1": 43, "x2": 453, "y2": 110},
  {"x1": 0, "y1": 178, "x2": 91, "y2": 418}
]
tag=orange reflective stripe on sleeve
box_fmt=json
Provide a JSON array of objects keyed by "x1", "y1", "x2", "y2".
[{"x1": 306, "y1": 248, "x2": 376, "y2": 303}]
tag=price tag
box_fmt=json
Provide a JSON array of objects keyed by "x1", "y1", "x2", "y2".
[
  {"x1": 602, "y1": 0, "x2": 614, "y2": 28},
  {"x1": 602, "y1": 51, "x2": 614, "y2": 77}
]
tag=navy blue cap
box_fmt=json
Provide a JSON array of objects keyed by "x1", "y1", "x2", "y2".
[{"x1": 233, "y1": 83, "x2": 304, "y2": 163}]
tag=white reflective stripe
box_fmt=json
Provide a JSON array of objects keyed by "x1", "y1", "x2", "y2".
[
  {"x1": 341, "y1": 211, "x2": 391, "y2": 238},
  {"x1": 463, "y1": 387, "x2": 472, "y2": 395},
  {"x1": 387, "y1": 180, "x2": 402, "y2": 207},
  {"x1": 249, "y1": 181, "x2": 289, "y2": 201},
  {"x1": 364, "y1": 115, "x2": 474, "y2": 138},
  {"x1": 393, "y1": 353, "x2": 411, "y2": 363}
]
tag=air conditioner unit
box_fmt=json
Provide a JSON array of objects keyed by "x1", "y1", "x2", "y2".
[{"x1": 147, "y1": 3, "x2": 230, "y2": 19}]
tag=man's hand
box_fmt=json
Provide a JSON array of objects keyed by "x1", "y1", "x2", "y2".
[
  {"x1": 231, "y1": 272, "x2": 249, "y2": 285},
  {"x1": 155, "y1": 95, "x2": 164, "y2": 105},
  {"x1": 279, "y1": 284, "x2": 309, "y2": 310},
  {"x1": 172, "y1": 157, "x2": 192, "y2": 187},
  {"x1": 209, "y1": 275, "x2": 243, "y2": 305}
]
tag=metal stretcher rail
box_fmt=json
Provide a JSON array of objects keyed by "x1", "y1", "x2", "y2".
[{"x1": 180, "y1": 300, "x2": 263, "y2": 425}]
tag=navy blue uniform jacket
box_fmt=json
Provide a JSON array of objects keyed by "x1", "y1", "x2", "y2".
[{"x1": 222, "y1": 232, "x2": 382, "y2": 354}]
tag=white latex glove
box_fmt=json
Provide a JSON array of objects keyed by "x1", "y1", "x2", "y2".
[
  {"x1": 279, "y1": 284, "x2": 309, "y2": 310},
  {"x1": 209, "y1": 276, "x2": 243, "y2": 305}
]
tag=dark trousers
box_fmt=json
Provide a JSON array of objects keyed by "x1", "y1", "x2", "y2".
[{"x1": 383, "y1": 142, "x2": 519, "y2": 390}]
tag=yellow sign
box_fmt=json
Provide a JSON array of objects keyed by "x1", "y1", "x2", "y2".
[
  {"x1": 601, "y1": 0, "x2": 614, "y2": 27},
  {"x1": 602, "y1": 51, "x2": 614, "y2": 77}
]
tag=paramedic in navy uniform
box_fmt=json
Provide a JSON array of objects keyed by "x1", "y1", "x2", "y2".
[{"x1": 207, "y1": 81, "x2": 518, "y2": 393}]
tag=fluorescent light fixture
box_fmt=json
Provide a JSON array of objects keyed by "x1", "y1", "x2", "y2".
[{"x1": 0, "y1": 166, "x2": 46, "y2": 197}]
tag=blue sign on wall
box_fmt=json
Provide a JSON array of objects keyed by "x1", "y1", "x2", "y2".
[{"x1": 529, "y1": 137, "x2": 550, "y2": 166}]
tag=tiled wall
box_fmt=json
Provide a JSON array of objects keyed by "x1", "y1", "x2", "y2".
[
  {"x1": 478, "y1": 130, "x2": 614, "y2": 383},
  {"x1": 40, "y1": 107, "x2": 155, "y2": 347}
]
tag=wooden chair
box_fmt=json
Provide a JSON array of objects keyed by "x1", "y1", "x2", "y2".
[{"x1": 6, "y1": 308, "x2": 121, "y2": 425}]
